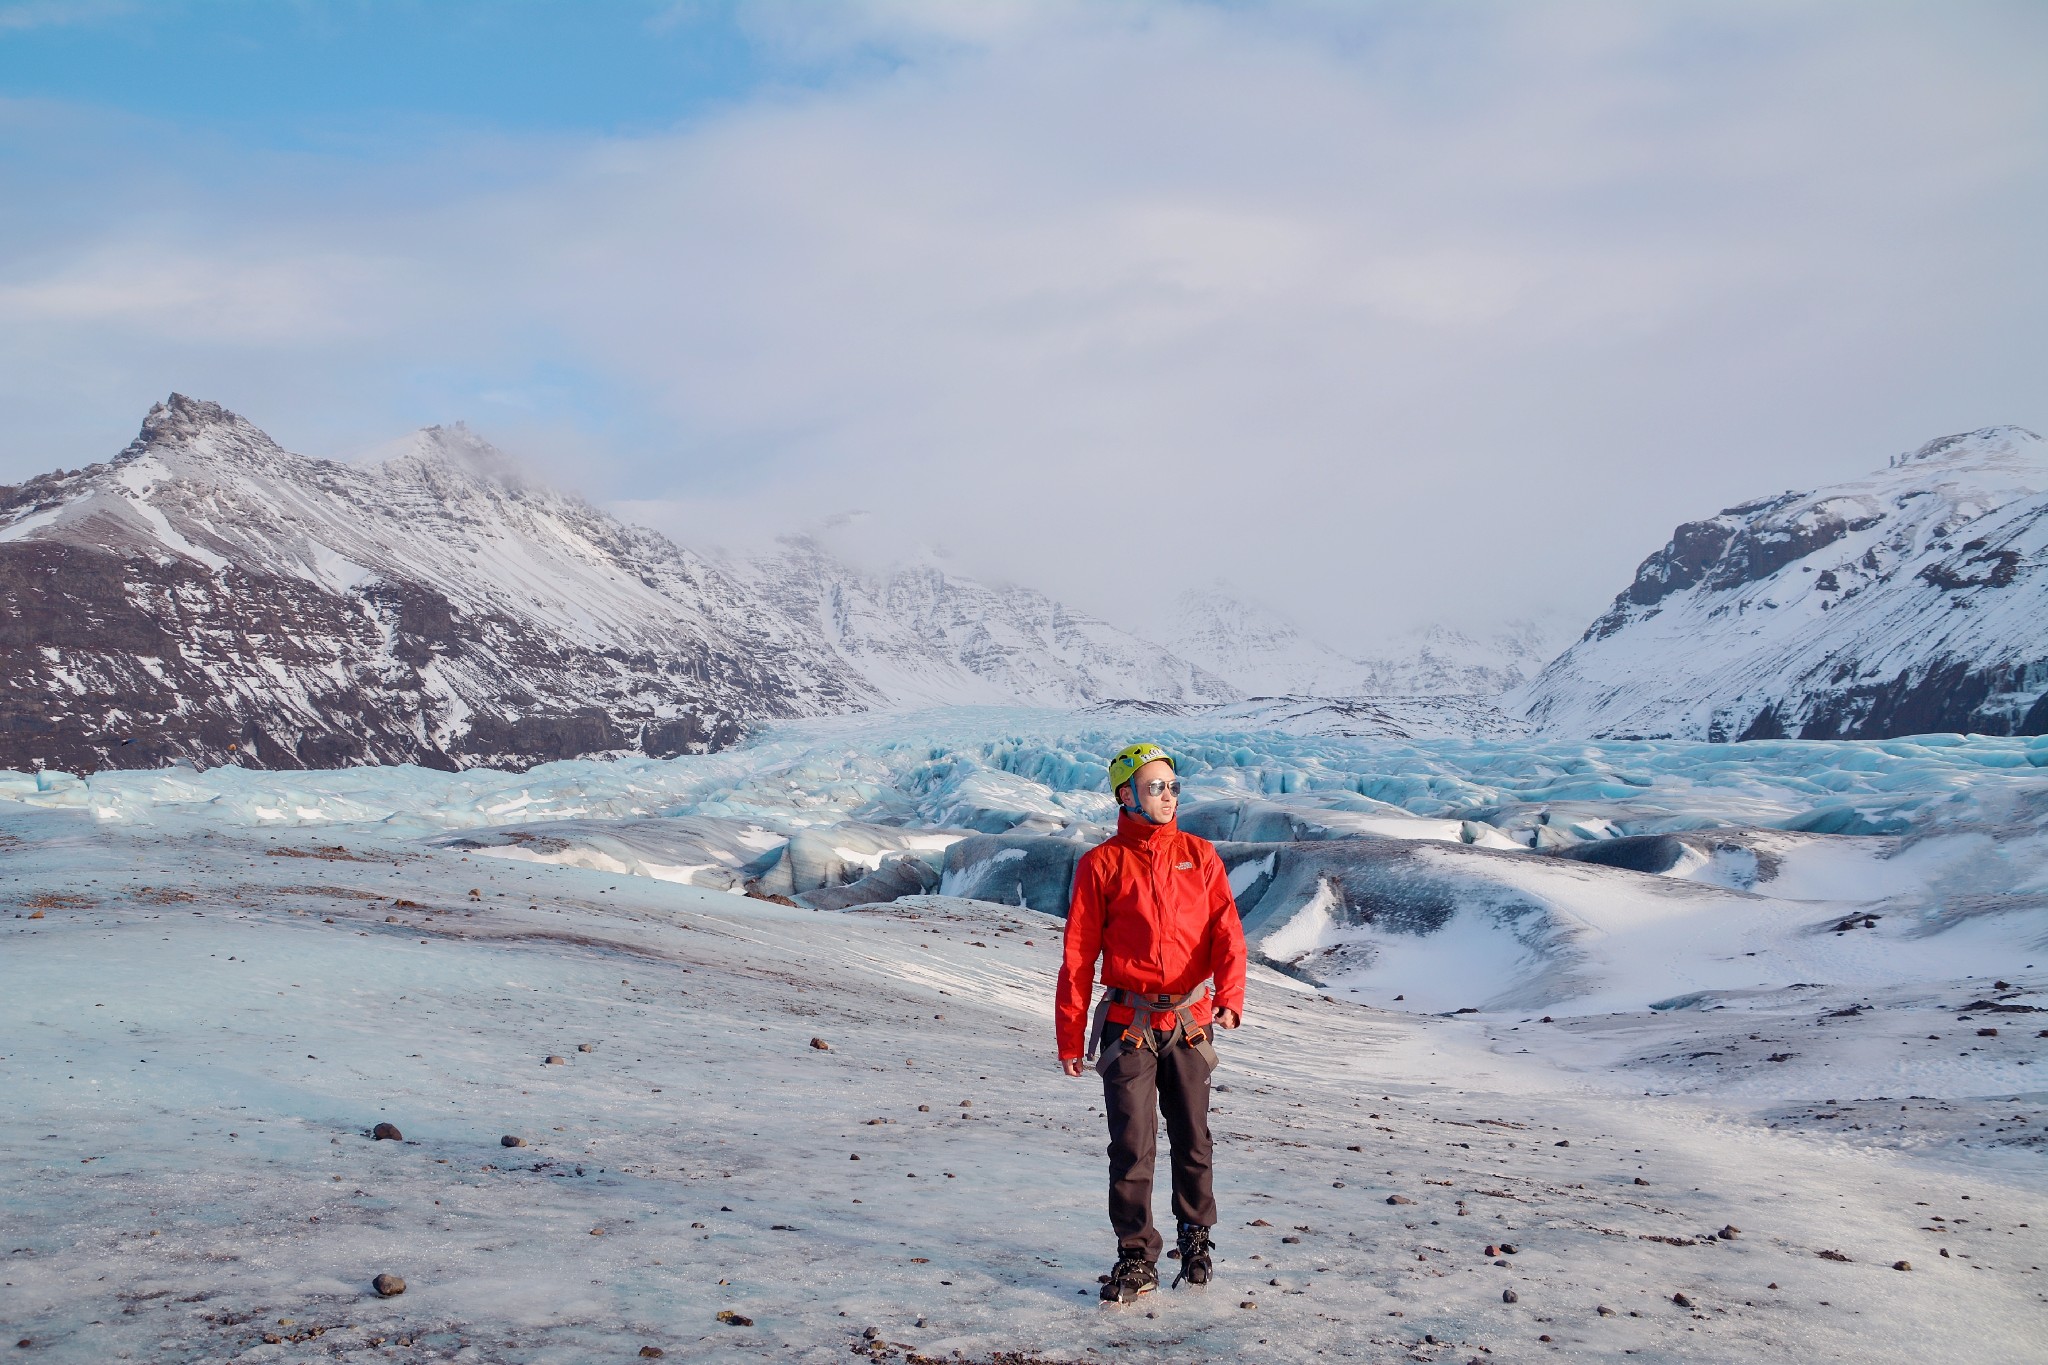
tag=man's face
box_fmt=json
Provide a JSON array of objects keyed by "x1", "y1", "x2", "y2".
[{"x1": 1127, "y1": 758, "x2": 1179, "y2": 823}]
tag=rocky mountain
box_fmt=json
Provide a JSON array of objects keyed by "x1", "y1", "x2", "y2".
[
  {"x1": 1158, "y1": 584, "x2": 1568, "y2": 698},
  {"x1": 0, "y1": 395, "x2": 876, "y2": 772},
  {"x1": 732, "y1": 537, "x2": 1239, "y2": 709},
  {"x1": 1515, "y1": 426, "x2": 2048, "y2": 740}
]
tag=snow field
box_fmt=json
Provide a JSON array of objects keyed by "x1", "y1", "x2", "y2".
[{"x1": 5, "y1": 814, "x2": 2046, "y2": 1363}]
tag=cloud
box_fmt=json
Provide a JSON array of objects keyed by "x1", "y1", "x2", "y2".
[{"x1": 2, "y1": 0, "x2": 2044, "y2": 647}]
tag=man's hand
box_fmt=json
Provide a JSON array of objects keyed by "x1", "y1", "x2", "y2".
[
  {"x1": 1216, "y1": 1008, "x2": 1240, "y2": 1029},
  {"x1": 1061, "y1": 1057, "x2": 1085, "y2": 1077}
]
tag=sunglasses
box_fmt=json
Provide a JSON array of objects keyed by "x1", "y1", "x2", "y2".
[{"x1": 1138, "y1": 778, "x2": 1184, "y2": 798}]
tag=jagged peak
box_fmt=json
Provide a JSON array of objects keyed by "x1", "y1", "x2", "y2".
[
  {"x1": 116, "y1": 393, "x2": 287, "y2": 464},
  {"x1": 1890, "y1": 425, "x2": 2044, "y2": 469}
]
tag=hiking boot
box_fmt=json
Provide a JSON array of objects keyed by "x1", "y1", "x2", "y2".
[
  {"x1": 1099, "y1": 1249, "x2": 1158, "y2": 1303},
  {"x1": 1174, "y1": 1222, "x2": 1213, "y2": 1287}
]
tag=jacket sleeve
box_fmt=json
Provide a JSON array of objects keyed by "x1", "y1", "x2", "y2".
[
  {"x1": 1056, "y1": 851, "x2": 1106, "y2": 1059},
  {"x1": 1206, "y1": 844, "x2": 1248, "y2": 1017}
]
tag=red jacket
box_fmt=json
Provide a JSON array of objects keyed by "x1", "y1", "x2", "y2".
[{"x1": 1056, "y1": 811, "x2": 1248, "y2": 1059}]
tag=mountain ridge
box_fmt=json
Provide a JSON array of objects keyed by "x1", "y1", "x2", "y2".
[
  {"x1": 726, "y1": 537, "x2": 1242, "y2": 712},
  {"x1": 0, "y1": 395, "x2": 877, "y2": 772},
  {"x1": 0, "y1": 397, "x2": 1254, "y2": 772},
  {"x1": 1514, "y1": 425, "x2": 2048, "y2": 740}
]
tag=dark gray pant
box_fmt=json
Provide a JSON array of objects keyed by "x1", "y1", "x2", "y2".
[{"x1": 1100, "y1": 1032, "x2": 1216, "y2": 1261}]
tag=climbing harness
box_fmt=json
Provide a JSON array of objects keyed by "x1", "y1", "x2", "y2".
[{"x1": 1086, "y1": 983, "x2": 1220, "y2": 1071}]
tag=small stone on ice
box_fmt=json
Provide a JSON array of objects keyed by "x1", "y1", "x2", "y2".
[
  {"x1": 811, "y1": 1038, "x2": 831, "y2": 1051},
  {"x1": 639, "y1": 1348, "x2": 664, "y2": 1358},
  {"x1": 1597, "y1": 1305, "x2": 1616, "y2": 1317},
  {"x1": 1719, "y1": 1225, "x2": 1740, "y2": 1239},
  {"x1": 1893, "y1": 1260, "x2": 1912, "y2": 1271},
  {"x1": 578, "y1": 1043, "x2": 594, "y2": 1052},
  {"x1": 501, "y1": 1135, "x2": 525, "y2": 1147},
  {"x1": 544, "y1": 1055, "x2": 567, "y2": 1065},
  {"x1": 371, "y1": 1122, "x2": 402, "y2": 1141},
  {"x1": 1503, "y1": 1289, "x2": 1519, "y2": 1303},
  {"x1": 372, "y1": 1273, "x2": 406, "y2": 1297},
  {"x1": 1672, "y1": 1292, "x2": 1693, "y2": 1309},
  {"x1": 1386, "y1": 1195, "x2": 1414, "y2": 1205}
]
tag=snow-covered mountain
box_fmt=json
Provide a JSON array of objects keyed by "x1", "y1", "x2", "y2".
[
  {"x1": 1159, "y1": 584, "x2": 1567, "y2": 698},
  {"x1": 0, "y1": 395, "x2": 875, "y2": 772},
  {"x1": 1153, "y1": 586, "x2": 1364, "y2": 696},
  {"x1": 1516, "y1": 426, "x2": 2048, "y2": 740},
  {"x1": 1352, "y1": 620, "x2": 1570, "y2": 697},
  {"x1": 733, "y1": 537, "x2": 1239, "y2": 709}
]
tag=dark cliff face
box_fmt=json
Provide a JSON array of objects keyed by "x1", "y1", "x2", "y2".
[
  {"x1": 0, "y1": 537, "x2": 766, "y2": 773},
  {"x1": 1599, "y1": 493, "x2": 1887, "y2": 634},
  {"x1": 0, "y1": 397, "x2": 867, "y2": 774}
]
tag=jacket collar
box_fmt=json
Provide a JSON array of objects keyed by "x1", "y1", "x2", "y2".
[{"x1": 1114, "y1": 808, "x2": 1177, "y2": 847}]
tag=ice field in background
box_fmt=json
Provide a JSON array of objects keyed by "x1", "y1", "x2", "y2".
[
  {"x1": 10, "y1": 708, "x2": 2047, "y2": 838},
  {"x1": 7, "y1": 709, "x2": 2047, "y2": 1023}
]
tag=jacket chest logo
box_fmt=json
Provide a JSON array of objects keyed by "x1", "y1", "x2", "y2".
[{"x1": 1174, "y1": 861, "x2": 1194, "y2": 870}]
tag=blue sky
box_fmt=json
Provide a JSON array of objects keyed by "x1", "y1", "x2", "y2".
[
  {"x1": 3, "y1": 1, "x2": 2045, "y2": 646},
  {"x1": 0, "y1": 2, "x2": 779, "y2": 140}
]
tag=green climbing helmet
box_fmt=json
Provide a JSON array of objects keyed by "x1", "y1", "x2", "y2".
[{"x1": 1107, "y1": 741, "x2": 1176, "y2": 797}]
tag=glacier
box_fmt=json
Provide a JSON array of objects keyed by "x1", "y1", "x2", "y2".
[
  {"x1": 13, "y1": 708, "x2": 2048, "y2": 1018},
  {"x1": 7, "y1": 711, "x2": 2047, "y2": 1362}
]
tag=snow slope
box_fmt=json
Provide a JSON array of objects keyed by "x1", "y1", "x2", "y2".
[
  {"x1": 1517, "y1": 426, "x2": 2048, "y2": 740},
  {"x1": 0, "y1": 396, "x2": 875, "y2": 772}
]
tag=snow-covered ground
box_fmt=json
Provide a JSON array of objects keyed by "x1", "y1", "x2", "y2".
[{"x1": 5, "y1": 712, "x2": 2046, "y2": 1362}]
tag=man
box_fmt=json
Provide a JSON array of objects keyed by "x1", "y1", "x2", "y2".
[{"x1": 1056, "y1": 741, "x2": 1248, "y2": 1304}]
